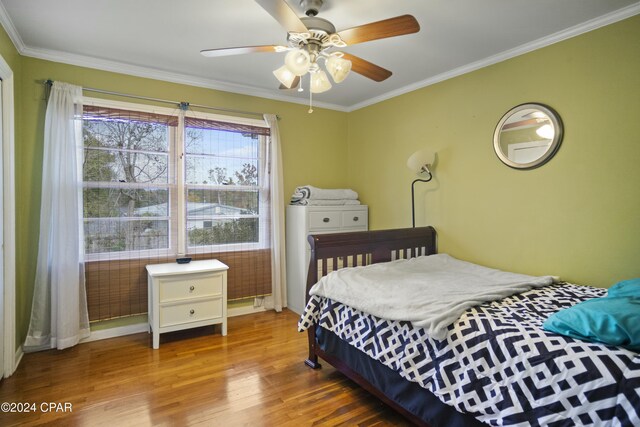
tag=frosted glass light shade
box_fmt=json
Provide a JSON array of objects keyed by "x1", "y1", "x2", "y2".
[
  {"x1": 310, "y1": 70, "x2": 332, "y2": 93},
  {"x1": 273, "y1": 65, "x2": 297, "y2": 88},
  {"x1": 284, "y1": 49, "x2": 311, "y2": 76},
  {"x1": 326, "y1": 55, "x2": 352, "y2": 83},
  {"x1": 407, "y1": 149, "x2": 436, "y2": 175}
]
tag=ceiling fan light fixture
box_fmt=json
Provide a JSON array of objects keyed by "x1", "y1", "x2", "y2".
[
  {"x1": 310, "y1": 70, "x2": 332, "y2": 93},
  {"x1": 325, "y1": 55, "x2": 352, "y2": 83},
  {"x1": 284, "y1": 48, "x2": 311, "y2": 76},
  {"x1": 273, "y1": 65, "x2": 297, "y2": 88},
  {"x1": 201, "y1": 2, "x2": 420, "y2": 112}
]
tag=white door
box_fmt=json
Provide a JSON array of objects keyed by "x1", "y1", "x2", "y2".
[
  {"x1": 0, "y1": 80, "x2": 4, "y2": 379},
  {"x1": 0, "y1": 59, "x2": 15, "y2": 379}
]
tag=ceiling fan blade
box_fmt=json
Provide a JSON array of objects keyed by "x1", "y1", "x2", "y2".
[
  {"x1": 341, "y1": 53, "x2": 392, "y2": 82},
  {"x1": 337, "y1": 15, "x2": 420, "y2": 45},
  {"x1": 254, "y1": 0, "x2": 308, "y2": 33},
  {"x1": 200, "y1": 45, "x2": 281, "y2": 57},
  {"x1": 279, "y1": 76, "x2": 301, "y2": 90}
]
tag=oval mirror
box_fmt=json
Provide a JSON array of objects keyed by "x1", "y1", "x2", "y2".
[{"x1": 493, "y1": 103, "x2": 563, "y2": 169}]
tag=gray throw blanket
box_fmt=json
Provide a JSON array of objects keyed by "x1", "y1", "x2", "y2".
[{"x1": 309, "y1": 254, "x2": 555, "y2": 340}]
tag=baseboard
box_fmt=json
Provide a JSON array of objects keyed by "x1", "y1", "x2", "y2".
[
  {"x1": 228, "y1": 304, "x2": 267, "y2": 317},
  {"x1": 80, "y1": 307, "x2": 267, "y2": 344},
  {"x1": 82, "y1": 322, "x2": 149, "y2": 343},
  {"x1": 6, "y1": 306, "x2": 272, "y2": 376},
  {"x1": 9, "y1": 308, "x2": 273, "y2": 364}
]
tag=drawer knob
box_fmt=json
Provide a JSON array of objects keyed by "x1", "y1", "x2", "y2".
[
  {"x1": 189, "y1": 285, "x2": 195, "y2": 292},
  {"x1": 323, "y1": 217, "x2": 330, "y2": 223},
  {"x1": 189, "y1": 309, "x2": 195, "y2": 316},
  {"x1": 353, "y1": 216, "x2": 359, "y2": 221}
]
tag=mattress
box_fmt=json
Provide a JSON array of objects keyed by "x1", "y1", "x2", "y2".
[
  {"x1": 315, "y1": 326, "x2": 486, "y2": 426},
  {"x1": 299, "y1": 283, "x2": 640, "y2": 426}
]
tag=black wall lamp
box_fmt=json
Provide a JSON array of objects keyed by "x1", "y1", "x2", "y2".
[{"x1": 407, "y1": 149, "x2": 435, "y2": 228}]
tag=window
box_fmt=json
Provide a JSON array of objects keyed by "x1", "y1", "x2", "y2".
[
  {"x1": 82, "y1": 99, "x2": 273, "y2": 322},
  {"x1": 83, "y1": 105, "x2": 176, "y2": 256},
  {"x1": 82, "y1": 100, "x2": 270, "y2": 259},
  {"x1": 183, "y1": 116, "x2": 269, "y2": 252}
]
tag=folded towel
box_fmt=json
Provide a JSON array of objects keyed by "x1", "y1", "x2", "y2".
[
  {"x1": 291, "y1": 199, "x2": 361, "y2": 206},
  {"x1": 291, "y1": 185, "x2": 358, "y2": 203}
]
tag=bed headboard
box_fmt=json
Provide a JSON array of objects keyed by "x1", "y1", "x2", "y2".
[{"x1": 305, "y1": 226, "x2": 437, "y2": 295}]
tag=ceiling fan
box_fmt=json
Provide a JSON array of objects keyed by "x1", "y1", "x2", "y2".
[{"x1": 200, "y1": 0, "x2": 420, "y2": 109}]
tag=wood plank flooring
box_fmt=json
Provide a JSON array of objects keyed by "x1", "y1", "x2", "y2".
[{"x1": 0, "y1": 310, "x2": 410, "y2": 426}]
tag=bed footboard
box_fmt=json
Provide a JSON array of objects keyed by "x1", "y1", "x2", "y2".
[
  {"x1": 302, "y1": 227, "x2": 437, "y2": 425},
  {"x1": 304, "y1": 226, "x2": 437, "y2": 368}
]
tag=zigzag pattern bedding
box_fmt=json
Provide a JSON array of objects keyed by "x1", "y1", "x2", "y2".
[{"x1": 298, "y1": 283, "x2": 640, "y2": 426}]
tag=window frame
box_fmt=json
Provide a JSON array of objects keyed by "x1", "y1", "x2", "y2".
[{"x1": 82, "y1": 97, "x2": 270, "y2": 261}]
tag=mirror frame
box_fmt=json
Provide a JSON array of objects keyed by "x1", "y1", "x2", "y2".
[{"x1": 493, "y1": 103, "x2": 563, "y2": 170}]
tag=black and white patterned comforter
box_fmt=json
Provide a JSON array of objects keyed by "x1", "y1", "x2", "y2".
[{"x1": 298, "y1": 283, "x2": 640, "y2": 426}]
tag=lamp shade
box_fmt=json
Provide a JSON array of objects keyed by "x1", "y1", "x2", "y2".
[
  {"x1": 272, "y1": 65, "x2": 297, "y2": 88},
  {"x1": 310, "y1": 70, "x2": 332, "y2": 93},
  {"x1": 325, "y1": 55, "x2": 352, "y2": 83},
  {"x1": 284, "y1": 49, "x2": 311, "y2": 76},
  {"x1": 407, "y1": 149, "x2": 436, "y2": 175}
]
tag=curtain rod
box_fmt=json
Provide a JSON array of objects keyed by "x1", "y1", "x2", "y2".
[{"x1": 43, "y1": 79, "x2": 278, "y2": 119}]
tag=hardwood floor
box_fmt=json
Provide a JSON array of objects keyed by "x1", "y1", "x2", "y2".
[{"x1": 0, "y1": 310, "x2": 411, "y2": 426}]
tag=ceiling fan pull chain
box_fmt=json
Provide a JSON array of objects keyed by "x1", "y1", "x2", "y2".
[{"x1": 308, "y1": 76, "x2": 314, "y2": 113}]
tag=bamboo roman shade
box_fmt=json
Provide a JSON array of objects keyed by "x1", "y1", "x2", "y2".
[
  {"x1": 83, "y1": 103, "x2": 272, "y2": 321},
  {"x1": 185, "y1": 116, "x2": 271, "y2": 136}
]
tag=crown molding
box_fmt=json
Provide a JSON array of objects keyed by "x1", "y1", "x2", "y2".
[
  {"x1": 0, "y1": 1, "x2": 25, "y2": 52},
  {"x1": 0, "y1": 0, "x2": 347, "y2": 112},
  {"x1": 346, "y1": 2, "x2": 640, "y2": 112},
  {"x1": 1, "y1": 1, "x2": 638, "y2": 113},
  {"x1": 19, "y1": 45, "x2": 349, "y2": 112}
]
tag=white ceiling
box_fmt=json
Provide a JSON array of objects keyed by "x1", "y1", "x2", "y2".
[{"x1": 1, "y1": 0, "x2": 638, "y2": 111}]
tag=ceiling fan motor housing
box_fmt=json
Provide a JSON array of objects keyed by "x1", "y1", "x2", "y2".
[
  {"x1": 300, "y1": 16, "x2": 336, "y2": 34},
  {"x1": 300, "y1": 0, "x2": 324, "y2": 16}
]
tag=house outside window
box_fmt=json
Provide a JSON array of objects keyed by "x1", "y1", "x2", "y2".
[{"x1": 82, "y1": 99, "x2": 270, "y2": 261}]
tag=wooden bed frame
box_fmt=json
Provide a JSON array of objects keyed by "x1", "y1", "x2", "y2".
[{"x1": 303, "y1": 226, "x2": 438, "y2": 426}]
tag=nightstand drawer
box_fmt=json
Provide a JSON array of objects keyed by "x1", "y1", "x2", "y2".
[
  {"x1": 159, "y1": 273, "x2": 222, "y2": 302},
  {"x1": 160, "y1": 298, "x2": 223, "y2": 327},
  {"x1": 308, "y1": 211, "x2": 341, "y2": 230},
  {"x1": 341, "y1": 210, "x2": 367, "y2": 229}
]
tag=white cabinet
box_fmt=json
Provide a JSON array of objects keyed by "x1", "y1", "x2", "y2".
[
  {"x1": 286, "y1": 205, "x2": 368, "y2": 314},
  {"x1": 146, "y1": 259, "x2": 228, "y2": 349}
]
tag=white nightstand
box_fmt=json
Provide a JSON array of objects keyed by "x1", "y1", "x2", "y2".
[{"x1": 146, "y1": 259, "x2": 229, "y2": 349}]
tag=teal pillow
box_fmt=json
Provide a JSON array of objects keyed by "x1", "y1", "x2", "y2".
[
  {"x1": 543, "y1": 295, "x2": 640, "y2": 351},
  {"x1": 607, "y1": 278, "x2": 640, "y2": 298}
]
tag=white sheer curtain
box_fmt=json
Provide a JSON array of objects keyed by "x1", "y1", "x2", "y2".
[
  {"x1": 264, "y1": 114, "x2": 287, "y2": 311},
  {"x1": 24, "y1": 81, "x2": 90, "y2": 351}
]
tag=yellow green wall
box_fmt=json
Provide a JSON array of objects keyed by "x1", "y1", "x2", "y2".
[
  {"x1": 3, "y1": 14, "x2": 640, "y2": 348},
  {"x1": 15, "y1": 58, "x2": 348, "y2": 346},
  {"x1": 347, "y1": 15, "x2": 640, "y2": 287},
  {"x1": 0, "y1": 23, "x2": 22, "y2": 351},
  {"x1": 0, "y1": 23, "x2": 20, "y2": 74}
]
